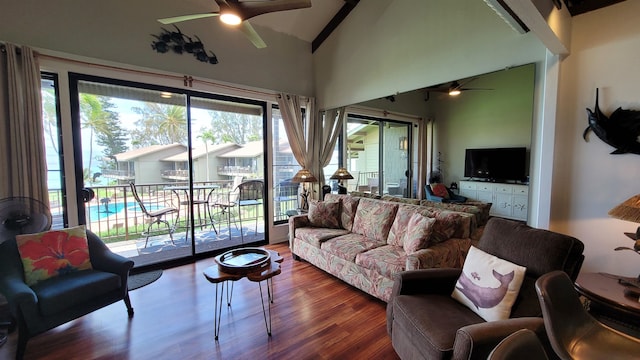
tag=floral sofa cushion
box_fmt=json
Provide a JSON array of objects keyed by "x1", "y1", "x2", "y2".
[
  {"x1": 294, "y1": 227, "x2": 351, "y2": 248},
  {"x1": 380, "y1": 195, "x2": 421, "y2": 205},
  {"x1": 321, "y1": 233, "x2": 387, "y2": 262},
  {"x1": 421, "y1": 200, "x2": 492, "y2": 226},
  {"x1": 325, "y1": 194, "x2": 360, "y2": 231},
  {"x1": 420, "y1": 208, "x2": 473, "y2": 241},
  {"x1": 387, "y1": 204, "x2": 423, "y2": 246},
  {"x1": 404, "y1": 213, "x2": 437, "y2": 253},
  {"x1": 355, "y1": 245, "x2": 407, "y2": 279},
  {"x1": 308, "y1": 200, "x2": 341, "y2": 229},
  {"x1": 351, "y1": 198, "x2": 398, "y2": 241}
]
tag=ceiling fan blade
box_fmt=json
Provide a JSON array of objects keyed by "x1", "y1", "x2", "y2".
[
  {"x1": 158, "y1": 13, "x2": 219, "y2": 25},
  {"x1": 240, "y1": 21, "x2": 267, "y2": 48},
  {"x1": 426, "y1": 88, "x2": 450, "y2": 93},
  {"x1": 239, "y1": 0, "x2": 311, "y2": 20},
  {"x1": 460, "y1": 88, "x2": 494, "y2": 91}
]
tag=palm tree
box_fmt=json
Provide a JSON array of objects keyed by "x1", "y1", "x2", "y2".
[
  {"x1": 41, "y1": 86, "x2": 59, "y2": 153},
  {"x1": 79, "y1": 94, "x2": 110, "y2": 182},
  {"x1": 131, "y1": 103, "x2": 187, "y2": 146},
  {"x1": 198, "y1": 129, "x2": 216, "y2": 181}
]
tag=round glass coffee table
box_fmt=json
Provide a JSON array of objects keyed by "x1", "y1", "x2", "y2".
[{"x1": 203, "y1": 247, "x2": 283, "y2": 340}]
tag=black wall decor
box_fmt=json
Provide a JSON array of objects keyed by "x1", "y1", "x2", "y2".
[
  {"x1": 151, "y1": 26, "x2": 218, "y2": 65},
  {"x1": 584, "y1": 88, "x2": 640, "y2": 155}
]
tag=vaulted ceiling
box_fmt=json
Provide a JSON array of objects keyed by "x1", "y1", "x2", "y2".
[{"x1": 250, "y1": 0, "x2": 625, "y2": 52}]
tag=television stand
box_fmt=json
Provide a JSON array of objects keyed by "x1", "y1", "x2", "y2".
[{"x1": 459, "y1": 180, "x2": 528, "y2": 221}]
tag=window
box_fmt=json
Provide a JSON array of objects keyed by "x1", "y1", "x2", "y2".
[{"x1": 271, "y1": 107, "x2": 301, "y2": 223}]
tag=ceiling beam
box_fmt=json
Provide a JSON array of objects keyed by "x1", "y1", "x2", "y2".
[{"x1": 312, "y1": 0, "x2": 359, "y2": 53}]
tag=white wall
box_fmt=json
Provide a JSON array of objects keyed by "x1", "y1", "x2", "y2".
[
  {"x1": 552, "y1": 0, "x2": 640, "y2": 277},
  {"x1": 0, "y1": 0, "x2": 313, "y2": 96},
  {"x1": 313, "y1": 0, "x2": 546, "y2": 109},
  {"x1": 431, "y1": 64, "x2": 536, "y2": 184}
]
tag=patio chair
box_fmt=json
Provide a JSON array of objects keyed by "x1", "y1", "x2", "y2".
[
  {"x1": 209, "y1": 176, "x2": 244, "y2": 234},
  {"x1": 129, "y1": 182, "x2": 179, "y2": 248},
  {"x1": 236, "y1": 180, "x2": 264, "y2": 242}
]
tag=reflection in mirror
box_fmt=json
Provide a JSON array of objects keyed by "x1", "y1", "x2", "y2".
[{"x1": 346, "y1": 63, "x2": 535, "y2": 198}]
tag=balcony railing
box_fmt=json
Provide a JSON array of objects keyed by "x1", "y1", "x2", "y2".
[
  {"x1": 217, "y1": 165, "x2": 254, "y2": 177},
  {"x1": 161, "y1": 169, "x2": 189, "y2": 180},
  {"x1": 101, "y1": 169, "x2": 135, "y2": 180},
  {"x1": 45, "y1": 180, "x2": 300, "y2": 246}
]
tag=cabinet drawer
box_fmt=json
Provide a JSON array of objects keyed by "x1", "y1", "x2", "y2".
[
  {"x1": 477, "y1": 184, "x2": 493, "y2": 192},
  {"x1": 513, "y1": 186, "x2": 528, "y2": 195},
  {"x1": 460, "y1": 182, "x2": 477, "y2": 190},
  {"x1": 494, "y1": 185, "x2": 513, "y2": 194}
]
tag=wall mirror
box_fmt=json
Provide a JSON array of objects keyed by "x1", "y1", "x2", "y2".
[{"x1": 340, "y1": 63, "x2": 536, "y2": 198}]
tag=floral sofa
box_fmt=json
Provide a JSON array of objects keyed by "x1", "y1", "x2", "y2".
[{"x1": 288, "y1": 194, "x2": 477, "y2": 302}]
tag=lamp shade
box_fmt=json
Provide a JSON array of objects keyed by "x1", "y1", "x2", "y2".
[
  {"x1": 330, "y1": 167, "x2": 354, "y2": 180},
  {"x1": 292, "y1": 169, "x2": 317, "y2": 183},
  {"x1": 609, "y1": 194, "x2": 640, "y2": 223}
]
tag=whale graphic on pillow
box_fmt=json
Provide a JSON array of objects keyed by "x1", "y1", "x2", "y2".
[{"x1": 456, "y1": 269, "x2": 514, "y2": 309}]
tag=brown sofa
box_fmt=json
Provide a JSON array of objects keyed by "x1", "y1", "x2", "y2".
[{"x1": 386, "y1": 217, "x2": 584, "y2": 360}]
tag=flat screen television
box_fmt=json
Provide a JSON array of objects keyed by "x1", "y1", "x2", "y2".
[{"x1": 464, "y1": 147, "x2": 528, "y2": 182}]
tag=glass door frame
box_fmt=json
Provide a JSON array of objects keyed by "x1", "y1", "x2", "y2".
[
  {"x1": 343, "y1": 113, "x2": 413, "y2": 197},
  {"x1": 67, "y1": 72, "x2": 268, "y2": 267}
]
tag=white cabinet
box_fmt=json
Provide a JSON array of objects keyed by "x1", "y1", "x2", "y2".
[{"x1": 460, "y1": 181, "x2": 528, "y2": 221}]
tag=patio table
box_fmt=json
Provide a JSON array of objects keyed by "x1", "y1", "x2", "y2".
[{"x1": 164, "y1": 183, "x2": 227, "y2": 239}]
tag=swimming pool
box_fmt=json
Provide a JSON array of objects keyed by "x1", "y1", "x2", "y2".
[{"x1": 85, "y1": 201, "x2": 164, "y2": 221}]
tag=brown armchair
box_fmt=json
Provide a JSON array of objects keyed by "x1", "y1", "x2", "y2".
[{"x1": 386, "y1": 217, "x2": 584, "y2": 360}]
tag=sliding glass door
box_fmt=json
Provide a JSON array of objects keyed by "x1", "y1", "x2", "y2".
[
  {"x1": 345, "y1": 115, "x2": 412, "y2": 197},
  {"x1": 189, "y1": 96, "x2": 265, "y2": 252},
  {"x1": 383, "y1": 122, "x2": 412, "y2": 197},
  {"x1": 70, "y1": 74, "x2": 266, "y2": 267}
]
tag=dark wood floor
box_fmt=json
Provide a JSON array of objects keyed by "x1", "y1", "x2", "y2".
[{"x1": 0, "y1": 243, "x2": 400, "y2": 360}]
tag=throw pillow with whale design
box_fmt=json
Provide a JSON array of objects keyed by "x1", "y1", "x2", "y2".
[{"x1": 451, "y1": 246, "x2": 526, "y2": 321}]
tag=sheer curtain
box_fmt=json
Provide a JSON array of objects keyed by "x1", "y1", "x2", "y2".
[
  {"x1": 312, "y1": 107, "x2": 346, "y2": 184},
  {"x1": 276, "y1": 93, "x2": 313, "y2": 169},
  {"x1": 0, "y1": 43, "x2": 49, "y2": 207}
]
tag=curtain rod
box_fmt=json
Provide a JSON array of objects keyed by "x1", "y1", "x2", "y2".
[
  {"x1": 1, "y1": 42, "x2": 276, "y2": 99},
  {"x1": 0, "y1": 43, "x2": 23, "y2": 55},
  {"x1": 346, "y1": 105, "x2": 423, "y2": 122},
  {"x1": 38, "y1": 52, "x2": 277, "y2": 99}
]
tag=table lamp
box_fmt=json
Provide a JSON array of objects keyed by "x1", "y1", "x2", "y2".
[
  {"x1": 330, "y1": 168, "x2": 354, "y2": 194},
  {"x1": 292, "y1": 169, "x2": 317, "y2": 211},
  {"x1": 608, "y1": 194, "x2": 640, "y2": 284}
]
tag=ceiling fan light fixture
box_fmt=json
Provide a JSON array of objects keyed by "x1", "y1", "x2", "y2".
[
  {"x1": 220, "y1": 12, "x2": 242, "y2": 25},
  {"x1": 448, "y1": 81, "x2": 462, "y2": 96}
]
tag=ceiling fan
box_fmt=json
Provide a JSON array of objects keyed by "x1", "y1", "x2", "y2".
[
  {"x1": 157, "y1": 0, "x2": 312, "y2": 49},
  {"x1": 425, "y1": 78, "x2": 493, "y2": 96}
]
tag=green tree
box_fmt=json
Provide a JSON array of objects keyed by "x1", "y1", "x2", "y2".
[
  {"x1": 130, "y1": 103, "x2": 187, "y2": 147},
  {"x1": 80, "y1": 94, "x2": 111, "y2": 182},
  {"x1": 95, "y1": 98, "x2": 128, "y2": 169},
  {"x1": 207, "y1": 111, "x2": 262, "y2": 144},
  {"x1": 41, "y1": 86, "x2": 59, "y2": 153}
]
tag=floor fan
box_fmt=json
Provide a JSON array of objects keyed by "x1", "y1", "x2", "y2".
[{"x1": 0, "y1": 197, "x2": 52, "y2": 239}]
